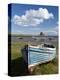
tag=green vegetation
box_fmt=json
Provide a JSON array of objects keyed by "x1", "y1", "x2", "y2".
[
  {"x1": 10, "y1": 41, "x2": 58, "y2": 76},
  {"x1": 11, "y1": 42, "x2": 27, "y2": 60},
  {"x1": 11, "y1": 34, "x2": 32, "y2": 37},
  {"x1": 32, "y1": 58, "x2": 58, "y2": 75}
]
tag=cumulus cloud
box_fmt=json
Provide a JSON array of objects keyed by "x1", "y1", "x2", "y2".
[{"x1": 13, "y1": 8, "x2": 54, "y2": 26}]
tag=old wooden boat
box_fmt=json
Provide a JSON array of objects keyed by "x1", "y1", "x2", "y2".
[{"x1": 22, "y1": 43, "x2": 56, "y2": 68}]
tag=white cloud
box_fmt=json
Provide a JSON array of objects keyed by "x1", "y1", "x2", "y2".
[{"x1": 13, "y1": 8, "x2": 54, "y2": 27}]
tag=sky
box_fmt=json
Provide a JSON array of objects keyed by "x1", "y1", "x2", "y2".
[{"x1": 8, "y1": 4, "x2": 58, "y2": 36}]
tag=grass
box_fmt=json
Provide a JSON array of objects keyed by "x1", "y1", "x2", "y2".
[
  {"x1": 11, "y1": 42, "x2": 27, "y2": 60},
  {"x1": 9, "y1": 41, "x2": 58, "y2": 76},
  {"x1": 32, "y1": 58, "x2": 58, "y2": 75}
]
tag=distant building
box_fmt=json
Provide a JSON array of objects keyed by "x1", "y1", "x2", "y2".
[{"x1": 40, "y1": 32, "x2": 45, "y2": 36}]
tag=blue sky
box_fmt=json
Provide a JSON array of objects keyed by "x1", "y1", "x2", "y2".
[{"x1": 8, "y1": 4, "x2": 58, "y2": 35}]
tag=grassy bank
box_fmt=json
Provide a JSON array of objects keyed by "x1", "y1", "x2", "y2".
[
  {"x1": 10, "y1": 42, "x2": 58, "y2": 76},
  {"x1": 11, "y1": 42, "x2": 27, "y2": 60}
]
